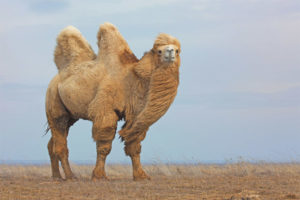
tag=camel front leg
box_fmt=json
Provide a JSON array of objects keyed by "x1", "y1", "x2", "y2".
[
  {"x1": 92, "y1": 140, "x2": 113, "y2": 180},
  {"x1": 91, "y1": 113, "x2": 118, "y2": 180},
  {"x1": 124, "y1": 131, "x2": 150, "y2": 181}
]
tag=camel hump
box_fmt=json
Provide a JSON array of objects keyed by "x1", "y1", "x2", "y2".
[
  {"x1": 54, "y1": 26, "x2": 96, "y2": 71},
  {"x1": 97, "y1": 23, "x2": 138, "y2": 69}
]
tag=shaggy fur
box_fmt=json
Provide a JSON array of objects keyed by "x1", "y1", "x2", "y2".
[{"x1": 46, "y1": 23, "x2": 181, "y2": 180}]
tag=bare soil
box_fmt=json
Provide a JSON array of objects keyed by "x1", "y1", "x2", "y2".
[{"x1": 1, "y1": 163, "x2": 300, "y2": 199}]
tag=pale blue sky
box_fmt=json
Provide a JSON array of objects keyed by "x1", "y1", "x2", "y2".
[{"x1": 0, "y1": 0, "x2": 300, "y2": 163}]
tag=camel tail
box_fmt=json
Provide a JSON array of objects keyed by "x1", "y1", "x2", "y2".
[
  {"x1": 43, "y1": 122, "x2": 50, "y2": 136},
  {"x1": 54, "y1": 26, "x2": 96, "y2": 71}
]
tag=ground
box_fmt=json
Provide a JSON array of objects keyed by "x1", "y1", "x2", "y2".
[{"x1": 1, "y1": 163, "x2": 300, "y2": 199}]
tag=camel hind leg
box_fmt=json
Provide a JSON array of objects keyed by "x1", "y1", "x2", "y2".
[
  {"x1": 47, "y1": 137, "x2": 61, "y2": 179},
  {"x1": 47, "y1": 115, "x2": 77, "y2": 180},
  {"x1": 46, "y1": 77, "x2": 78, "y2": 180}
]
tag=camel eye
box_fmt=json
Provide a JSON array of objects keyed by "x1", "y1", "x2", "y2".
[
  {"x1": 176, "y1": 49, "x2": 179, "y2": 54},
  {"x1": 158, "y1": 50, "x2": 162, "y2": 54}
]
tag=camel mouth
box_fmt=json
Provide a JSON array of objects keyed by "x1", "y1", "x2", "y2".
[
  {"x1": 161, "y1": 45, "x2": 176, "y2": 63},
  {"x1": 169, "y1": 57, "x2": 175, "y2": 62},
  {"x1": 163, "y1": 56, "x2": 175, "y2": 63}
]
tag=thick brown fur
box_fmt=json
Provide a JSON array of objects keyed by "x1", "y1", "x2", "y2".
[
  {"x1": 46, "y1": 23, "x2": 181, "y2": 180},
  {"x1": 54, "y1": 26, "x2": 96, "y2": 70},
  {"x1": 119, "y1": 34, "x2": 180, "y2": 143}
]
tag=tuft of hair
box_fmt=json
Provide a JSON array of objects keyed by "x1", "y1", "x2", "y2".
[
  {"x1": 54, "y1": 26, "x2": 96, "y2": 70},
  {"x1": 97, "y1": 22, "x2": 138, "y2": 65},
  {"x1": 153, "y1": 33, "x2": 181, "y2": 50},
  {"x1": 97, "y1": 22, "x2": 119, "y2": 48},
  {"x1": 43, "y1": 122, "x2": 50, "y2": 136}
]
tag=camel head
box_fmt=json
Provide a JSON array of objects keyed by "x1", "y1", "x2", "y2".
[{"x1": 152, "y1": 33, "x2": 181, "y2": 67}]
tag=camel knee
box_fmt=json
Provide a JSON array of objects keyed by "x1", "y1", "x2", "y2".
[
  {"x1": 51, "y1": 139, "x2": 68, "y2": 158},
  {"x1": 93, "y1": 126, "x2": 116, "y2": 141},
  {"x1": 55, "y1": 146, "x2": 69, "y2": 159},
  {"x1": 97, "y1": 141, "x2": 112, "y2": 156},
  {"x1": 47, "y1": 138, "x2": 55, "y2": 156},
  {"x1": 48, "y1": 138, "x2": 53, "y2": 150},
  {"x1": 124, "y1": 131, "x2": 146, "y2": 156},
  {"x1": 125, "y1": 142, "x2": 141, "y2": 156},
  {"x1": 92, "y1": 113, "x2": 118, "y2": 141},
  {"x1": 55, "y1": 144, "x2": 68, "y2": 156}
]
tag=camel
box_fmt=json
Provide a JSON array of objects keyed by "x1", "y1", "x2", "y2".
[{"x1": 46, "y1": 23, "x2": 181, "y2": 180}]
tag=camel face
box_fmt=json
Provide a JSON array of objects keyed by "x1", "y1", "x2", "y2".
[{"x1": 156, "y1": 44, "x2": 180, "y2": 63}]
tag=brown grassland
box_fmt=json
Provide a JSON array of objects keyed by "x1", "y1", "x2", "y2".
[{"x1": 1, "y1": 163, "x2": 300, "y2": 200}]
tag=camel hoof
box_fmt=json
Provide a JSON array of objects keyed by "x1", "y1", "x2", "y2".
[
  {"x1": 52, "y1": 177, "x2": 63, "y2": 181},
  {"x1": 92, "y1": 175, "x2": 109, "y2": 181},
  {"x1": 92, "y1": 172, "x2": 109, "y2": 181},
  {"x1": 64, "y1": 174, "x2": 77, "y2": 181},
  {"x1": 133, "y1": 175, "x2": 151, "y2": 181},
  {"x1": 133, "y1": 171, "x2": 151, "y2": 181}
]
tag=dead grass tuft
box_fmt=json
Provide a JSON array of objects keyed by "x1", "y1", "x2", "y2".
[{"x1": 1, "y1": 163, "x2": 300, "y2": 199}]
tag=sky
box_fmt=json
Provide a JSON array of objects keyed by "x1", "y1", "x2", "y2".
[{"x1": 0, "y1": 0, "x2": 300, "y2": 164}]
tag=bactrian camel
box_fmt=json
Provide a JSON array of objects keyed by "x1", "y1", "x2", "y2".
[{"x1": 46, "y1": 23, "x2": 181, "y2": 180}]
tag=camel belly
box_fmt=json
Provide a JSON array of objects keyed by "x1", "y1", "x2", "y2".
[{"x1": 58, "y1": 76, "x2": 97, "y2": 119}]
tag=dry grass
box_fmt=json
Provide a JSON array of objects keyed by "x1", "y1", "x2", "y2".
[{"x1": 1, "y1": 163, "x2": 300, "y2": 199}]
